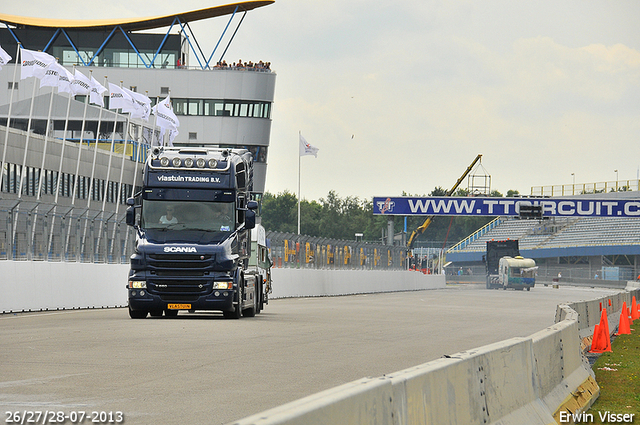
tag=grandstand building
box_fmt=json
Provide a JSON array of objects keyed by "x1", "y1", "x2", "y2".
[
  {"x1": 0, "y1": 1, "x2": 275, "y2": 262},
  {"x1": 446, "y1": 191, "x2": 640, "y2": 281}
]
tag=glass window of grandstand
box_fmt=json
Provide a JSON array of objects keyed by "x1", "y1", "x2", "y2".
[
  {"x1": 188, "y1": 99, "x2": 202, "y2": 116},
  {"x1": 173, "y1": 98, "x2": 188, "y2": 115},
  {"x1": 60, "y1": 49, "x2": 93, "y2": 67},
  {"x1": 204, "y1": 100, "x2": 225, "y2": 116},
  {"x1": 177, "y1": 99, "x2": 271, "y2": 119}
]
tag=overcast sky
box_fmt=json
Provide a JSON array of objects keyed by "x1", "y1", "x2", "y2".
[{"x1": 4, "y1": 0, "x2": 640, "y2": 202}]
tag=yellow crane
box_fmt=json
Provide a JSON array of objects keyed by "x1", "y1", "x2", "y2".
[{"x1": 406, "y1": 154, "x2": 483, "y2": 248}]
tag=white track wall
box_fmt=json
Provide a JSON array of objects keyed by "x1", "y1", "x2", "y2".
[
  {"x1": 0, "y1": 262, "x2": 129, "y2": 313},
  {"x1": 270, "y1": 269, "x2": 446, "y2": 298},
  {"x1": 0, "y1": 262, "x2": 445, "y2": 313}
]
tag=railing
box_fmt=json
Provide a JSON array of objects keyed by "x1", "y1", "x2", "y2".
[
  {"x1": 267, "y1": 231, "x2": 408, "y2": 270},
  {"x1": 0, "y1": 206, "x2": 409, "y2": 270},
  {"x1": 530, "y1": 180, "x2": 640, "y2": 197},
  {"x1": 0, "y1": 200, "x2": 135, "y2": 264},
  {"x1": 447, "y1": 217, "x2": 502, "y2": 252}
]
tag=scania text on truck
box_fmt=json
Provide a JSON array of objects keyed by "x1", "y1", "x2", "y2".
[{"x1": 125, "y1": 146, "x2": 267, "y2": 319}]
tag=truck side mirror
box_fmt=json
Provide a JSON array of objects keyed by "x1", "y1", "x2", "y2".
[
  {"x1": 126, "y1": 206, "x2": 136, "y2": 227},
  {"x1": 247, "y1": 200, "x2": 258, "y2": 210},
  {"x1": 245, "y1": 209, "x2": 256, "y2": 230}
]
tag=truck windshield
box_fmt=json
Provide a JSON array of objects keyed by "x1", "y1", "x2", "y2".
[{"x1": 140, "y1": 199, "x2": 235, "y2": 232}]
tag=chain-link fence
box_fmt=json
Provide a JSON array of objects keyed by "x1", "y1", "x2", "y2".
[
  {"x1": 267, "y1": 231, "x2": 408, "y2": 270},
  {"x1": 0, "y1": 200, "x2": 134, "y2": 263},
  {"x1": 0, "y1": 201, "x2": 409, "y2": 269}
]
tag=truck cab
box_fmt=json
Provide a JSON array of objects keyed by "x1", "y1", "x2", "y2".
[{"x1": 126, "y1": 147, "x2": 263, "y2": 319}]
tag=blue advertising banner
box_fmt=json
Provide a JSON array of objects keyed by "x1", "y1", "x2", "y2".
[{"x1": 373, "y1": 196, "x2": 640, "y2": 218}]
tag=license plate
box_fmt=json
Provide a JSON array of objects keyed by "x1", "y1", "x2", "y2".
[{"x1": 167, "y1": 303, "x2": 191, "y2": 310}]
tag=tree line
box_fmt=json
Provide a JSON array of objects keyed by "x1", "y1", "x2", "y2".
[{"x1": 260, "y1": 188, "x2": 520, "y2": 247}]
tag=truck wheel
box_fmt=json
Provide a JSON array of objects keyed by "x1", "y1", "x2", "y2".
[
  {"x1": 224, "y1": 279, "x2": 243, "y2": 319},
  {"x1": 256, "y1": 278, "x2": 263, "y2": 314},
  {"x1": 243, "y1": 279, "x2": 257, "y2": 317},
  {"x1": 128, "y1": 306, "x2": 147, "y2": 319}
]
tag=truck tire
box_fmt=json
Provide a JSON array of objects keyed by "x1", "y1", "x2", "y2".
[
  {"x1": 256, "y1": 277, "x2": 263, "y2": 314},
  {"x1": 243, "y1": 277, "x2": 257, "y2": 317},
  {"x1": 224, "y1": 272, "x2": 244, "y2": 319},
  {"x1": 128, "y1": 306, "x2": 147, "y2": 319}
]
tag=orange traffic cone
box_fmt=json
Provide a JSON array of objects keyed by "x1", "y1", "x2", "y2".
[
  {"x1": 603, "y1": 307, "x2": 611, "y2": 338},
  {"x1": 617, "y1": 302, "x2": 631, "y2": 335},
  {"x1": 590, "y1": 324, "x2": 601, "y2": 353},
  {"x1": 590, "y1": 309, "x2": 612, "y2": 353},
  {"x1": 632, "y1": 296, "x2": 639, "y2": 322}
]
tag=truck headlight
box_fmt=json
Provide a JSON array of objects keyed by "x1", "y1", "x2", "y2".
[
  {"x1": 208, "y1": 159, "x2": 218, "y2": 168},
  {"x1": 184, "y1": 158, "x2": 194, "y2": 168},
  {"x1": 196, "y1": 158, "x2": 206, "y2": 168},
  {"x1": 213, "y1": 281, "x2": 232, "y2": 290},
  {"x1": 172, "y1": 157, "x2": 182, "y2": 167},
  {"x1": 128, "y1": 280, "x2": 147, "y2": 289},
  {"x1": 160, "y1": 157, "x2": 170, "y2": 167}
]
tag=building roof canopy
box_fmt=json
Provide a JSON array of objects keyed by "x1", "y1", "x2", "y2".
[{"x1": 0, "y1": 1, "x2": 274, "y2": 31}]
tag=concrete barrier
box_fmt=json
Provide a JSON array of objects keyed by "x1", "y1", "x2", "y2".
[
  {"x1": 0, "y1": 261, "x2": 445, "y2": 313},
  {"x1": 270, "y1": 269, "x2": 446, "y2": 298},
  {"x1": 0, "y1": 261, "x2": 129, "y2": 313},
  {"x1": 230, "y1": 290, "x2": 640, "y2": 425}
]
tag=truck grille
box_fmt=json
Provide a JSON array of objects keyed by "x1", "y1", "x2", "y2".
[
  {"x1": 147, "y1": 253, "x2": 214, "y2": 277},
  {"x1": 146, "y1": 254, "x2": 215, "y2": 298},
  {"x1": 147, "y1": 279, "x2": 211, "y2": 297}
]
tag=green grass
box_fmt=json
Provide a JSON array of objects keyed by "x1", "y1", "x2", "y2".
[{"x1": 577, "y1": 318, "x2": 640, "y2": 424}]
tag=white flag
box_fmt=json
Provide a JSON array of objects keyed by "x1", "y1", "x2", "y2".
[
  {"x1": 108, "y1": 83, "x2": 134, "y2": 111},
  {"x1": 166, "y1": 128, "x2": 178, "y2": 146},
  {"x1": 20, "y1": 48, "x2": 55, "y2": 80},
  {"x1": 299, "y1": 133, "x2": 319, "y2": 157},
  {"x1": 56, "y1": 64, "x2": 74, "y2": 94},
  {"x1": 40, "y1": 61, "x2": 73, "y2": 94},
  {"x1": 152, "y1": 95, "x2": 180, "y2": 131},
  {"x1": 89, "y1": 76, "x2": 107, "y2": 107},
  {"x1": 122, "y1": 86, "x2": 151, "y2": 121},
  {"x1": 0, "y1": 45, "x2": 12, "y2": 70},
  {"x1": 70, "y1": 69, "x2": 91, "y2": 95},
  {"x1": 39, "y1": 61, "x2": 62, "y2": 89}
]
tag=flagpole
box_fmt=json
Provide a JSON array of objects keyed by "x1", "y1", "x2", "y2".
[
  {"x1": 36, "y1": 83, "x2": 56, "y2": 200},
  {"x1": 97, "y1": 77, "x2": 121, "y2": 260},
  {"x1": 153, "y1": 96, "x2": 160, "y2": 146},
  {"x1": 17, "y1": 66, "x2": 40, "y2": 199},
  {"x1": 86, "y1": 75, "x2": 107, "y2": 210},
  {"x1": 0, "y1": 43, "x2": 20, "y2": 192},
  {"x1": 70, "y1": 74, "x2": 91, "y2": 207},
  {"x1": 47, "y1": 77, "x2": 75, "y2": 259},
  {"x1": 111, "y1": 81, "x2": 131, "y2": 259},
  {"x1": 297, "y1": 131, "x2": 301, "y2": 235}
]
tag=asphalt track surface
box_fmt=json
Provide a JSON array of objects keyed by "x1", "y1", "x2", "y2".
[{"x1": 0, "y1": 284, "x2": 619, "y2": 424}]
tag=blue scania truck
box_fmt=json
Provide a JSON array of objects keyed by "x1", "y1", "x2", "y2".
[{"x1": 125, "y1": 146, "x2": 268, "y2": 319}]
